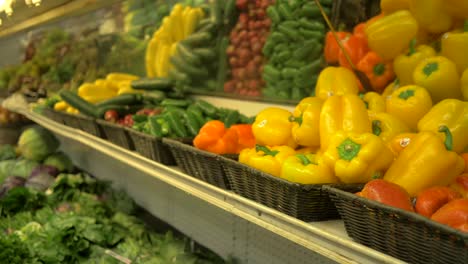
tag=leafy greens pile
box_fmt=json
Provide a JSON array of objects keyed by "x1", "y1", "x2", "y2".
[{"x1": 0, "y1": 173, "x2": 227, "y2": 264}]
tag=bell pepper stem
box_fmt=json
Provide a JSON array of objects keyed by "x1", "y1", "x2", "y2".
[
  {"x1": 289, "y1": 115, "x2": 302, "y2": 125},
  {"x1": 337, "y1": 138, "x2": 361, "y2": 161},
  {"x1": 373, "y1": 63, "x2": 386, "y2": 76},
  {"x1": 372, "y1": 120, "x2": 382, "y2": 136},
  {"x1": 398, "y1": 89, "x2": 415, "y2": 100},
  {"x1": 438, "y1": 125, "x2": 453, "y2": 151},
  {"x1": 407, "y1": 38, "x2": 417, "y2": 56},
  {"x1": 255, "y1": 145, "x2": 279, "y2": 157},
  {"x1": 296, "y1": 154, "x2": 312, "y2": 166},
  {"x1": 423, "y1": 62, "x2": 438, "y2": 77}
]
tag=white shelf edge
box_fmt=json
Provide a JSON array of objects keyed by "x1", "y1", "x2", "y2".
[{"x1": 7, "y1": 106, "x2": 404, "y2": 264}]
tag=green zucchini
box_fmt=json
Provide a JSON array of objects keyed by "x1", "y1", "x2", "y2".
[
  {"x1": 131, "y1": 77, "x2": 173, "y2": 91},
  {"x1": 160, "y1": 98, "x2": 191, "y2": 108},
  {"x1": 59, "y1": 90, "x2": 99, "y2": 118}
]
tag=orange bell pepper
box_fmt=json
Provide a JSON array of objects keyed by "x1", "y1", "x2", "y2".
[
  {"x1": 324, "y1": 31, "x2": 350, "y2": 65},
  {"x1": 449, "y1": 174, "x2": 468, "y2": 198},
  {"x1": 357, "y1": 51, "x2": 395, "y2": 92},
  {"x1": 193, "y1": 120, "x2": 239, "y2": 154},
  {"x1": 337, "y1": 34, "x2": 369, "y2": 70},
  {"x1": 359, "y1": 179, "x2": 414, "y2": 212},
  {"x1": 415, "y1": 186, "x2": 462, "y2": 217},
  {"x1": 229, "y1": 124, "x2": 256, "y2": 153},
  {"x1": 387, "y1": 132, "x2": 417, "y2": 156},
  {"x1": 431, "y1": 199, "x2": 468, "y2": 232},
  {"x1": 462, "y1": 153, "x2": 468, "y2": 173}
]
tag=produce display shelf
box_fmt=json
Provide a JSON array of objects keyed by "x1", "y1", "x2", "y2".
[{"x1": 3, "y1": 96, "x2": 403, "y2": 264}]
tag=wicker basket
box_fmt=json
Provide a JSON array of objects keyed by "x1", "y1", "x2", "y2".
[
  {"x1": 42, "y1": 108, "x2": 65, "y2": 125},
  {"x1": 325, "y1": 186, "x2": 468, "y2": 264},
  {"x1": 220, "y1": 157, "x2": 361, "y2": 221},
  {"x1": 162, "y1": 138, "x2": 235, "y2": 190},
  {"x1": 126, "y1": 129, "x2": 192, "y2": 165},
  {"x1": 96, "y1": 119, "x2": 134, "y2": 150},
  {"x1": 60, "y1": 112, "x2": 81, "y2": 130},
  {"x1": 77, "y1": 115, "x2": 105, "y2": 138}
]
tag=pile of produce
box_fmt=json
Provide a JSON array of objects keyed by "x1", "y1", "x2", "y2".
[
  {"x1": 168, "y1": 0, "x2": 238, "y2": 95},
  {"x1": 0, "y1": 126, "x2": 227, "y2": 263},
  {"x1": 262, "y1": 0, "x2": 331, "y2": 100},
  {"x1": 223, "y1": 0, "x2": 274, "y2": 97},
  {"x1": 122, "y1": 0, "x2": 171, "y2": 39},
  {"x1": 145, "y1": 3, "x2": 206, "y2": 78}
]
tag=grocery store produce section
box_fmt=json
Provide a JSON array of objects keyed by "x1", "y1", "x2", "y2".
[{"x1": 1, "y1": 0, "x2": 468, "y2": 263}]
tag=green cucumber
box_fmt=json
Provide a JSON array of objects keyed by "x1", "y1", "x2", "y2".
[
  {"x1": 131, "y1": 77, "x2": 173, "y2": 91},
  {"x1": 209, "y1": 0, "x2": 222, "y2": 26},
  {"x1": 300, "y1": 3, "x2": 321, "y2": 18},
  {"x1": 299, "y1": 18, "x2": 325, "y2": 31},
  {"x1": 293, "y1": 39, "x2": 321, "y2": 59},
  {"x1": 299, "y1": 29, "x2": 324, "y2": 40},
  {"x1": 142, "y1": 90, "x2": 166, "y2": 103},
  {"x1": 278, "y1": 24, "x2": 300, "y2": 40},
  {"x1": 192, "y1": 48, "x2": 217, "y2": 61},
  {"x1": 195, "y1": 100, "x2": 218, "y2": 117},
  {"x1": 278, "y1": 4, "x2": 293, "y2": 20},
  {"x1": 165, "y1": 110, "x2": 188, "y2": 138},
  {"x1": 223, "y1": 0, "x2": 236, "y2": 26},
  {"x1": 59, "y1": 90, "x2": 99, "y2": 118},
  {"x1": 263, "y1": 65, "x2": 281, "y2": 80},
  {"x1": 182, "y1": 32, "x2": 212, "y2": 47},
  {"x1": 160, "y1": 98, "x2": 191, "y2": 108},
  {"x1": 196, "y1": 18, "x2": 212, "y2": 30},
  {"x1": 183, "y1": 111, "x2": 201, "y2": 136},
  {"x1": 176, "y1": 43, "x2": 201, "y2": 66},
  {"x1": 267, "y1": 6, "x2": 281, "y2": 24},
  {"x1": 216, "y1": 36, "x2": 230, "y2": 92},
  {"x1": 281, "y1": 68, "x2": 299, "y2": 79},
  {"x1": 170, "y1": 55, "x2": 209, "y2": 78},
  {"x1": 168, "y1": 69, "x2": 190, "y2": 85},
  {"x1": 96, "y1": 94, "x2": 142, "y2": 108}
]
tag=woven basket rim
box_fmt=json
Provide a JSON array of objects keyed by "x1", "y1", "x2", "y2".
[
  {"x1": 218, "y1": 155, "x2": 361, "y2": 191},
  {"x1": 96, "y1": 119, "x2": 127, "y2": 129},
  {"x1": 324, "y1": 185, "x2": 468, "y2": 241}
]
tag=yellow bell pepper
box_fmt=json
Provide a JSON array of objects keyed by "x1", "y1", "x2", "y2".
[
  {"x1": 387, "y1": 132, "x2": 417, "y2": 156},
  {"x1": 365, "y1": 10, "x2": 418, "y2": 60},
  {"x1": 409, "y1": 0, "x2": 453, "y2": 34},
  {"x1": 441, "y1": 22, "x2": 468, "y2": 74},
  {"x1": 323, "y1": 131, "x2": 394, "y2": 183},
  {"x1": 315, "y1": 67, "x2": 360, "y2": 100},
  {"x1": 443, "y1": 0, "x2": 468, "y2": 20},
  {"x1": 418, "y1": 99, "x2": 468, "y2": 154},
  {"x1": 146, "y1": 38, "x2": 158, "y2": 77},
  {"x1": 320, "y1": 94, "x2": 372, "y2": 151},
  {"x1": 386, "y1": 85, "x2": 432, "y2": 131},
  {"x1": 361, "y1": 92, "x2": 386, "y2": 113},
  {"x1": 413, "y1": 56, "x2": 462, "y2": 103},
  {"x1": 393, "y1": 39, "x2": 436, "y2": 85},
  {"x1": 280, "y1": 153, "x2": 339, "y2": 184},
  {"x1": 252, "y1": 107, "x2": 297, "y2": 148},
  {"x1": 369, "y1": 111, "x2": 410, "y2": 143},
  {"x1": 239, "y1": 145, "x2": 296, "y2": 177},
  {"x1": 382, "y1": 79, "x2": 401, "y2": 99},
  {"x1": 290, "y1": 97, "x2": 323, "y2": 147},
  {"x1": 384, "y1": 126, "x2": 465, "y2": 196},
  {"x1": 462, "y1": 68, "x2": 468, "y2": 101},
  {"x1": 380, "y1": 0, "x2": 409, "y2": 14}
]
